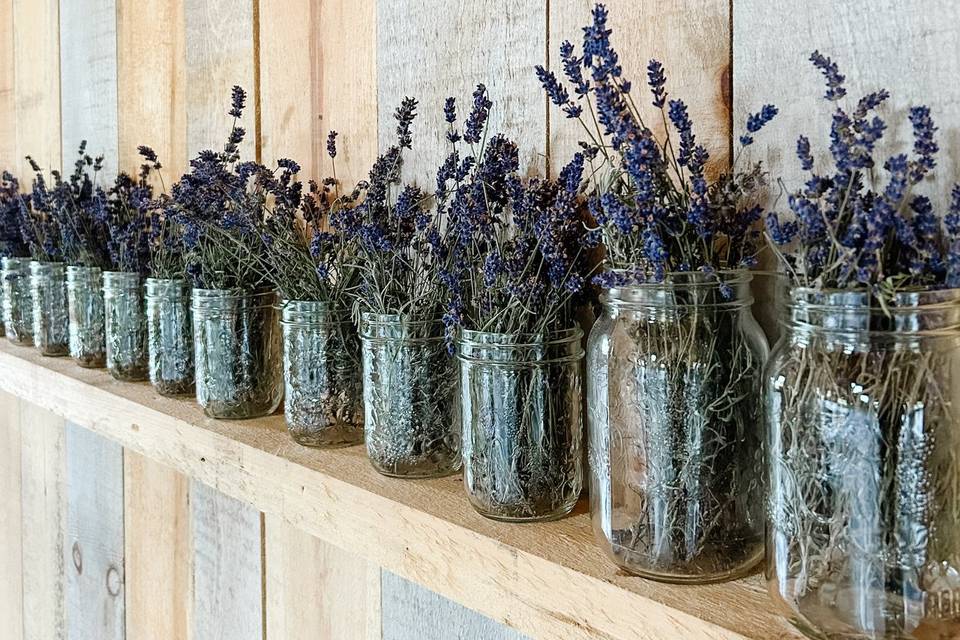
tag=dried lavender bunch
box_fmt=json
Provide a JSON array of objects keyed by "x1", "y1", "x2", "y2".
[
  {"x1": 136, "y1": 146, "x2": 186, "y2": 281},
  {"x1": 0, "y1": 171, "x2": 29, "y2": 259},
  {"x1": 20, "y1": 157, "x2": 67, "y2": 262},
  {"x1": 98, "y1": 161, "x2": 157, "y2": 276},
  {"x1": 536, "y1": 3, "x2": 777, "y2": 288}
]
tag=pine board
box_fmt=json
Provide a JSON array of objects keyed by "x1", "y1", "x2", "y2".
[
  {"x1": 0, "y1": 0, "x2": 15, "y2": 168},
  {"x1": 0, "y1": 391, "x2": 23, "y2": 640}
]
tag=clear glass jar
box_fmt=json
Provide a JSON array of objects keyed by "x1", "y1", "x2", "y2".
[
  {"x1": 458, "y1": 327, "x2": 584, "y2": 522},
  {"x1": 193, "y1": 289, "x2": 282, "y2": 419},
  {"x1": 103, "y1": 272, "x2": 148, "y2": 381},
  {"x1": 359, "y1": 313, "x2": 460, "y2": 478},
  {"x1": 146, "y1": 278, "x2": 194, "y2": 396},
  {"x1": 766, "y1": 287, "x2": 960, "y2": 640},
  {"x1": 30, "y1": 261, "x2": 69, "y2": 356},
  {"x1": 281, "y1": 301, "x2": 363, "y2": 448},
  {"x1": 587, "y1": 271, "x2": 767, "y2": 583},
  {"x1": 66, "y1": 266, "x2": 105, "y2": 368},
  {"x1": 2, "y1": 257, "x2": 33, "y2": 345}
]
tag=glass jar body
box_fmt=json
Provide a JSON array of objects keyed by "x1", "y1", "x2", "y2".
[
  {"x1": 360, "y1": 313, "x2": 460, "y2": 478},
  {"x1": 281, "y1": 301, "x2": 363, "y2": 448},
  {"x1": 30, "y1": 261, "x2": 69, "y2": 356},
  {"x1": 193, "y1": 289, "x2": 282, "y2": 419},
  {"x1": 3, "y1": 257, "x2": 33, "y2": 345},
  {"x1": 103, "y1": 272, "x2": 148, "y2": 381},
  {"x1": 459, "y1": 327, "x2": 584, "y2": 522},
  {"x1": 766, "y1": 289, "x2": 960, "y2": 640},
  {"x1": 587, "y1": 274, "x2": 767, "y2": 583},
  {"x1": 67, "y1": 266, "x2": 105, "y2": 368},
  {"x1": 146, "y1": 279, "x2": 194, "y2": 396}
]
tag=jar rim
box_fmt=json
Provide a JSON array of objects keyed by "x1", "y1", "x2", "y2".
[
  {"x1": 458, "y1": 325, "x2": 582, "y2": 347},
  {"x1": 788, "y1": 286, "x2": 960, "y2": 312},
  {"x1": 360, "y1": 312, "x2": 441, "y2": 328},
  {"x1": 192, "y1": 287, "x2": 277, "y2": 300}
]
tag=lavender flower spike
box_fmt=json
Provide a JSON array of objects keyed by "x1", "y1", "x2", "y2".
[{"x1": 740, "y1": 104, "x2": 778, "y2": 146}]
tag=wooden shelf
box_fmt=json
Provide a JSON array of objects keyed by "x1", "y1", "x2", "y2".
[{"x1": 0, "y1": 340, "x2": 802, "y2": 640}]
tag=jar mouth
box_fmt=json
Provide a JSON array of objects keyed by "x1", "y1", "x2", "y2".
[
  {"x1": 1, "y1": 257, "x2": 31, "y2": 267},
  {"x1": 280, "y1": 299, "x2": 352, "y2": 325},
  {"x1": 457, "y1": 325, "x2": 584, "y2": 364},
  {"x1": 458, "y1": 325, "x2": 583, "y2": 347},
  {"x1": 360, "y1": 312, "x2": 441, "y2": 328},
  {"x1": 603, "y1": 269, "x2": 755, "y2": 309},
  {"x1": 103, "y1": 271, "x2": 144, "y2": 285},
  {"x1": 66, "y1": 265, "x2": 102, "y2": 274},
  {"x1": 192, "y1": 288, "x2": 277, "y2": 310},
  {"x1": 787, "y1": 287, "x2": 960, "y2": 334}
]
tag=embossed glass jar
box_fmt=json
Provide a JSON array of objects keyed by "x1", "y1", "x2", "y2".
[
  {"x1": 587, "y1": 272, "x2": 767, "y2": 583},
  {"x1": 30, "y1": 261, "x2": 69, "y2": 356},
  {"x1": 103, "y1": 272, "x2": 148, "y2": 381},
  {"x1": 458, "y1": 327, "x2": 584, "y2": 522},
  {"x1": 2, "y1": 257, "x2": 33, "y2": 345},
  {"x1": 281, "y1": 301, "x2": 363, "y2": 448},
  {"x1": 193, "y1": 289, "x2": 282, "y2": 419},
  {"x1": 66, "y1": 266, "x2": 105, "y2": 368},
  {"x1": 360, "y1": 313, "x2": 460, "y2": 478},
  {"x1": 146, "y1": 278, "x2": 194, "y2": 396},
  {"x1": 766, "y1": 287, "x2": 960, "y2": 640}
]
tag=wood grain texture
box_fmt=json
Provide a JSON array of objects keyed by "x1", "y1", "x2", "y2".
[
  {"x1": 19, "y1": 400, "x2": 66, "y2": 640},
  {"x1": 381, "y1": 571, "x2": 527, "y2": 640},
  {"x1": 12, "y1": 0, "x2": 61, "y2": 176},
  {"x1": 265, "y1": 515, "x2": 381, "y2": 640},
  {"x1": 190, "y1": 480, "x2": 263, "y2": 640},
  {"x1": 64, "y1": 423, "x2": 125, "y2": 640},
  {"x1": 123, "y1": 451, "x2": 190, "y2": 640},
  {"x1": 376, "y1": 0, "x2": 547, "y2": 186},
  {"x1": 0, "y1": 392, "x2": 23, "y2": 640},
  {"x1": 58, "y1": 0, "x2": 119, "y2": 176},
  {"x1": 0, "y1": 0, "x2": 15, "y2": 168},
  {"x1": 550, "y1": 0, "x2": 731, "y2": 176},
  {"x1": 116, "y1": 0, "x2": 187, "y2": 179},
  {"x1": 0, "y1": 343, "x2": 803, "y2": 640},
  {"x1": 184, "y1": 0, "x2": 256, "y2": 159}
]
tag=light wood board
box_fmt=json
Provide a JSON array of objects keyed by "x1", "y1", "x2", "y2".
[
  {"x1": 0, "y1": 0, "x2": 15, "y2": 168},
  {"x1": 0, "y1": 391, "x2": 23, "y2": 640}
]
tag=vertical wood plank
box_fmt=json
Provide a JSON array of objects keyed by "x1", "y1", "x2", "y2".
[
  {"x1": 0, "y1": 0, "x2": 15, "y2": 167},
  {"x1": 58, "y1": 0, "x2": 119, "y2": 176},
  {"x1": 376, "y1": 0, "x2": 547, "y2": 185},
  {"x1": 0, "y1": 392, "x2": 23, "y2": 640},
  {"x1": 190, "y1": 481, "x2": 263, "y2": 640},
  {"x1": 20, "y1": 402, "x2": 66, "y2": 640},
  {"x1": 12, "y1": 0, "x2": 60, "y2": 176},
  {"x1": 64, "y1": 424, "x2": 125, "y2": 640}
]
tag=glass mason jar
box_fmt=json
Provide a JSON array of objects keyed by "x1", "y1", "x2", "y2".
[
  {"x1": 2, "y1": 257, "x2": 33, "y2": 345},
  {"x1": 587, "y1": 271, "x2": 768, "y2": 583},
  {"x1": 766, "y1": 287, "x2": 960, "y2": 640},
  {"x1": 30, "y1": 261, "x2": 69, "y2": 356},
  {"x1": 145, "y1": 278, "x2": 194, "y2": 396},
  {"x1": 360, "y1": 313, "x2": 460, "y2": 478},
  {"x1": 103, "y1": 272, "x2": 148, "y2": 381},
  {"x1": 458, "y1": 327, "x2": 584, "y2": 522},
  {"x1": 66, "y1": 266, "x2": 105, "y2": 368},
  {"x1": 280, "y1": 301, "x2": 363, "y2": 448},
  {"x1": 193, "y1": 289, "x2": 282, "y2": 419}
]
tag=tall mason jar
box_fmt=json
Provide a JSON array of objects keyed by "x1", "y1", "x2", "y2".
[
  {"x1": 66, "y1": 266, "x2": 105, "y2": 367},
  {"x1": 766, "y1": 287, "x2": 960, "y2": 640},
  {"x1": 193, "y1": 289, "x2": 282, "y2": 419},
  {"x1": 281, "y1": 301, "x2": 363, "y2": 448},
  {"x1": 145, "y1": 278, "x2": 194, "y2": 396},
  {"x1": 587, "y1": 271, "x2": 767, "y2": 583},
  {"x1": 30, "y1": 261, "x2": 69, "y2": 356},
  {"x1": 2, "y1": 257, "x2": 33, "y2": 345},
  {"x1": 458, "y1": 327, "x2": 584, "y2": 522},
  {"x1": 359, "y1": 313, "x2": 460, "y2": 478},
  {"x1": 103, "y1": 272, "x2": 148, "y2": 381}
]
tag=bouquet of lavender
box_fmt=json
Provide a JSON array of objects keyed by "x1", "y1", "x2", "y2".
[
  {"x1": 0, "y1": 171, "x2": 31, "y2": 340},
  {"x1": 99, "y1": 163, "x2": 156, "y2": 277},
  {"x1": 540, "y1": 4, "x2": 772, "y2": 579},
  {"x1": 0, "y1": 172, "x2": 29, "y2": 260},
  {"x1": 764, "y1": 53, "x2": 960, "y2": 639},
  {"x1": 46, "y1": 143, "x2": 111, "y2": 269},
  {"x1": 20, "y1": 159, "x2": 65, "y2": 263}
]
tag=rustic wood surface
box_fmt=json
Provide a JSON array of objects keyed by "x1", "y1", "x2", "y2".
[
  {"x1": 0, "y1": 0, "x2": 14, "y2": 166},
  {"x1": 0, "y1": 392, "x2": 23, "y2": 640}
]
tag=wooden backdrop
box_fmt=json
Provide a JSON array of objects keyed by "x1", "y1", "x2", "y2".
[{"x1": 1, "y1": 0, "x2": 959, "y2": 638}]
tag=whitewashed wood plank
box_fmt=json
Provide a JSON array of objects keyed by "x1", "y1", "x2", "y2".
[
  {"x1": 190, "y1": 480, "x2": 263, "y2": 640},
  {"x1": 64, "y1": 423, "x2": 125, "y2": 640},
  {"x1": 0, "y1": 391, "x2": 23, "y2": 640},
  {"x1": 0, "y1": 0, "x2": 15, "y2": 168}
]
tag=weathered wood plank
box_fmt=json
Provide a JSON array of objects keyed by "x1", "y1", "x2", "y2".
[
  {"x1": 64, "y1": 423, "x2": 125, "y2": 640},
  {"x1": 264, "y1": 515, "x2": 381, "y2": 640},
  {"x1": 376, "y1": 0, "x2": 547, "y2": 186},
  {"x1": 58, "y1": 0, "x2": 119, "y2": 176},
  {"x1": 0, "y1": 0, "x2": 15, "y2": 168},
  {"x1": 19, "y1": 401, "x2": 66, "y2": 640},
  {"x1": 12, "y1": 0, "x2": 60, "y2": 176},
  {"x1": 0, "y1": 392, "x2": 23, "y2": 640},
  {"x1": 190, "y1": 480, "x2": 263, "y2": 640}
]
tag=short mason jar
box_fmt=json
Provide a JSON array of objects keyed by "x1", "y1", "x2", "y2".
[
  {"x1": 192, "y1": 289, "x2": 282, "y2": 419},
  {"x1": 766, "y1": 287, "x2": 960, "y2": 640},
  {"x1": 458, "y1": 327, "x2": 584, "y2": 522},
  {"x1": 2, "y1": 257, "x2": 33, "y2": 345},
  {"x1": 66, "y1": 266, "x2": 105, "y2": 368},
  {"x1": 587, "y1": 271, "x2": 767, "y2": 583},
  {"x1": 145, "y1": 278, "x2": 194, "y2": 396},
  {"x1": 30, "y1": 261, "x2": 69, "y2": 356},
  {"x1": 103, "y1": 272, "x2": 148, "y2": 381},
  {"x1": 280, "y1": 301, "x2": 363, "y2": 448},
  {"x1": 359, "y1": 313, "x2": 460, "y2": 478}
]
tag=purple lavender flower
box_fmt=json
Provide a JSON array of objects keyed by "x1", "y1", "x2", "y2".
[
  {"x1": 740, "y1": 105, "x2": 778, "y2": 146},
  {"x1": 810, "y1": 50, "x2": 846, "y2": 101},
  {"x1": 463, "y1": 85, "x2": 492, "y2": 144},
  {"x1": 327, "y1": 130, "x2": 338, "y2": 159},
  {"x1": 647, "y1": 60, "x2": 667, "y2": 108}
]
